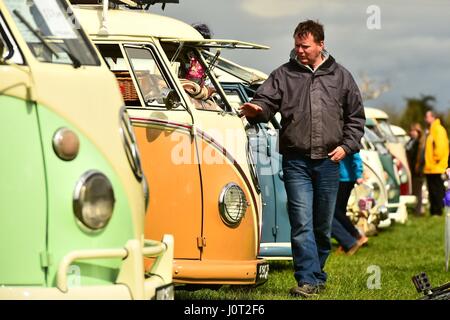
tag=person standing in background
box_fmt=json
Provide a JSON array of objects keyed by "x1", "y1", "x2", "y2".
[
  {"x1": 406, "y1": 123, "x2": 426, "y2": 216},
  {"x1": 331, "y1": 152, "x2": 368, "y2": 255},
  {"x1": 424, "y1": 110, "x2": 449, "y2": 216}
]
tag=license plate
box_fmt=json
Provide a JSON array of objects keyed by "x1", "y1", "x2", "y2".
[
  {"x1": 154, "y1": 283, "x2": 174, "y2": 300},
  {"x1": 256, "y1": 263, "x2": 269, "y2": 284}
]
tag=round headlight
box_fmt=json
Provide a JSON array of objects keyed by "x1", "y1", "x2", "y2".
[
  {"x1": 372, "y1": 182, "x2": 381, "y2": 200},
  {"x1": 388, "y1": 188, "x2": 398, "y2": 200},
  {"x1": 218, "y1": 183, "x2": 248, "y2": 227},
  {"x1": 400, "y1": 173, "x2": 408, "y2": 184},
  {"x1": 73, "y1": 170, "x2": 115, "y2": 230}
]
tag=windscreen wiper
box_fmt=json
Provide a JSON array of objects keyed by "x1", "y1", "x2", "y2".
[{"x1": 13, "y1": 9, "x2": 81, "y2": 69}]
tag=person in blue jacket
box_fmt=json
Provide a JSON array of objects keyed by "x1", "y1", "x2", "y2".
[{"x1": 331, "y1": 152, "x2": 368, "y2": 255}]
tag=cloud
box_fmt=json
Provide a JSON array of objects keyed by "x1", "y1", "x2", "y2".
[
  {"x1": 153, "y1": 0, "x2": 450, "y2": 110},
  {"x1": 240, "y1": 0, "x2": 312, "y2": 18}
]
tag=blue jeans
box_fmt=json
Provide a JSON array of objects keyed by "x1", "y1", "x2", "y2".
[
  {"x1": 282, "y1": 154, "x2": 340, "y2": 286},
  {"x1": 332, "y1": 218, "x2": 357, "y2": 251}
]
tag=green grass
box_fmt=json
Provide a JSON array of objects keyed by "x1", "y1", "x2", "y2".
[{"x1": 175, "y1": 215, "x2": 449, "y2": 300}]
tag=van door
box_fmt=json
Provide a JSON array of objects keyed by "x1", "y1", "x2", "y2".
[
  {"x1": 263, "y1": 119, "x2": 291, "y2": 243},
  {"x1": 96, "y1": 43, "x2": 202, "y2": 259},
  {"x1": 222, "y1": 83, "x2": 292, "y2": 244},
  {"x1": 0, "y1": 15, "x2": 47, "y2": 285},
  {"x1": 221, "y1": 84, "x2": 277, "y2": 241},
  {"x1": 222, "y1": 83, "x2": 290, "y2": 244}
]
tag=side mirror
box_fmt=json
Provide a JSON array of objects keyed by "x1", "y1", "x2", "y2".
[
  {"x1": 162, "y1": 88, "x2": 181, "y2": 110},
  {"x1": 244, "y1": 123, "x2": 260, "y2": 134},
  {"x1": 278, "y1": 170, "x2": 284, "y2": 181}
]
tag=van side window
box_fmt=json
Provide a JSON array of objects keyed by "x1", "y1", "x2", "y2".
[
  {"x1": 161, "y1": 43, "x2": 230, "y2": 112},
  {"x1": 378, "y1": 120, "x2": 398, "y2": 143},
  {"x1": 0, "y1": 26, "x2": 9, "y2": 60},
  {"x1": 96, "y1": 43, "x2": 141, "y2": 106},
  {"x1": 224, "y1": 88, "x2": 245, "y2": 112},
  {"x1": 124, "y1": 46, "x2": 176, "y2": 107},
  {"x1": 0, "y1": 12, "x2": 23, "y2": 64}
]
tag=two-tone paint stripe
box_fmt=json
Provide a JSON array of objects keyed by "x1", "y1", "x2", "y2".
[{"x1": 130, "y1": 117, "x2": 260, "y2": 223}]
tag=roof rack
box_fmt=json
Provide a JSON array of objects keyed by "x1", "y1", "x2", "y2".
[
  {"x1": 70, "y1": 0, "x2": 179, "y2": 10},
  {"x1": 70, "y1": 0, "x2": 179, "y2": 34}
]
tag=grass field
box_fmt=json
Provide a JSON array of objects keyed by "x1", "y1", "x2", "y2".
[{"x1": 175, "y1": 214, "x2": 449, "y2": 300}]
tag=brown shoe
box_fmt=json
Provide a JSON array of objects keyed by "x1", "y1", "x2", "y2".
[
  {"x1": 357, "y1": 235, "x2": 369, "y2": 247},
  {"x1": 346, "y1": 240, "x2": 364, "y2": 256},
  {"x1": 335, "y1": 246, "x2": 345, "y2": 255},
  {"x1": 289, "y1": 283, "x2": 319, "y2": 298}
]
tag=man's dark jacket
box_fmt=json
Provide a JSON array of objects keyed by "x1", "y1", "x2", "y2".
[{"x1": 249, "y1": 53, "x2": 365, "y2": 159}]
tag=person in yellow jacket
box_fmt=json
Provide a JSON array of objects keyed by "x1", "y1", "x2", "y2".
[{"x1": 424, "y1": 110, "x2": 449, "y2": 216}]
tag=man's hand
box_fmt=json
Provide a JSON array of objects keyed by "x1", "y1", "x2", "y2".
[
  {"x1": 356, "y1": 178, "x2": 364, "y2": 185},
  {"x1": 239, "y1": 102, "x2": 263, "y2": 118},
  {"x1": 328, "y1": 146, "x2": 346, "y2": 162}
]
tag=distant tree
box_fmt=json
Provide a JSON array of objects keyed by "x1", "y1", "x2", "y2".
[
  {"x1": 359, "y1": 72, "x2": 391, "y2": 101},
  {"x1": 378, "y1": 104, "x2": 401, "y2": 126},
  {"x1": 358, "y1": 73, "x2": 397, "y2": 123},
  {"x1": 399, "y1": 94, "x2": 436, "y2": 131}
]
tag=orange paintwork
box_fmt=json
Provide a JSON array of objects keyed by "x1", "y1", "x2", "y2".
[
  {"x1": 173, "y1": 259, "x2": 265, "y2": 285},
  {"x1": 134, "y1": 124, "x2": 202, "y2": 260},
  {"x1": 196, "y1": 137, "x2": 258, "y2": 261},
  {"x1": 136, "y1": 120, "x2": 262, "y2": 284}
]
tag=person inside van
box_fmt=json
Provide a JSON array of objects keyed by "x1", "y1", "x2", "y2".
[
  {"x1": 191, "y1": 22, "x2": 212, "y2": 40},
  {"x1": 175, "y1": 49, "x2": 221, "y2": 111},
  {"x1": 136, "y1": 70, "x2": 168, "y2": 104}
]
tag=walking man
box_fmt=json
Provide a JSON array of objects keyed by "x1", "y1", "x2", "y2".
[
  {"x1": 424, "y1": 110, "x2": 449, "y2": 216},
  {"x1": 240, "y1": 20, "x2": 365, "y2": 297}
]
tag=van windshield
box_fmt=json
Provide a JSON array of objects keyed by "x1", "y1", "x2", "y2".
[
  {"x1": 4, "y1": 0, "x2": 99, "y2": 66},
  {"x1": 364, "y1": 127, "x2": 389, "y2": 155},
  {"x1": 377, "y1": 120, "x2": 398, "y2": 143},
  {"x1": 203, "y1": 51, "x2": 265, "y2": 85}
]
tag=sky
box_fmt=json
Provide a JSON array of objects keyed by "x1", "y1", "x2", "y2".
[{"x1": 151, "y1": 0, "x2": 450, "y2": 113}]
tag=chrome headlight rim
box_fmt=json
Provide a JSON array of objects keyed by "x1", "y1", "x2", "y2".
[
  {"x1": 388, "y1": 187, "x2": 399, "y2": 201},
  {"x1": 142, "y1": 174, "x2": 150, "y2": 213},
  {"x1": 52, "y1": 127, "x2": 80, "y2": 161},
  {"x1": 119, "y1": 107, "x2": 143, "y2": 181},
  {"x1": 371, "y1": 181, "x2": 381, "y2": 201},
  {"x1": 73, "y1": 170, "x2": 115, "y2": 231},
  {"x1": 218, "y1": 183, "x2": 248, "y2": 228}
]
